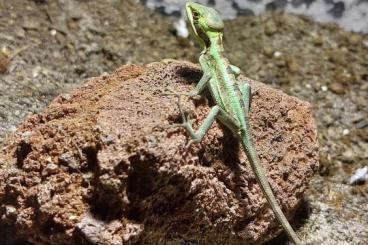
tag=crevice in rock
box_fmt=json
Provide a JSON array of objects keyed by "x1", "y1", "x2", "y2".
[
  {"x1": 126, "y1": 153, "x2": 157, "y2": 222},
  {"x1": 82, "y1": 144, "x2": 99, "y2": 173},
  {"x1": 89, "y1": 199, "x2": 124, "y2": 221},
  {"x1": 175, "y1": 66, "x2": 202, "y2": 84},
  {"x1": 15, "y1": 141, "x2": 32, "y2": 168},
  {"x1": 0, "y1": 224, "x2": 35, "y2": 245},
  {"x1": 40, "y1": 218, "x2": 66, "y2": 237}
]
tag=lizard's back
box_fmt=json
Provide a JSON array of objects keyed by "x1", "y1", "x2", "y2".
[{"x1": 204, "y1": 50, "x2": 247, "y2": 129}]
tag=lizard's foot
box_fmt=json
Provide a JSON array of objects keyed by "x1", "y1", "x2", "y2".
[
  {"x1": 160, "y1": 89, "x2": 203, "y2": 149},
  {"x1": 165, "y1": 112, "x2": 200, "y2": 149},
  {"x1": 179, "y1": 115, "x2": 202, "y2": 149},
  {"x1": 184, "y1": 138, "x2": 201, "y2": 149},
  {"x1": 170, "y1": 112, "x2": 195, "y2": 131},
  {"x1": 156, "y1": 110, "x2": 194, "y2": 130}
]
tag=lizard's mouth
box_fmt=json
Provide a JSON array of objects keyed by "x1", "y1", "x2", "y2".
[{"x1": 185, "y1": 3, "x2": 198, "y2": 36}]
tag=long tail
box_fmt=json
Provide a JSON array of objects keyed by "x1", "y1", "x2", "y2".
[{"x1": 240, "y1": 124, "x2": 302, "y2": 245}]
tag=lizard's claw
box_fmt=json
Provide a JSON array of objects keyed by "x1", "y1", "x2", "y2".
[
  {"x1": 181, "y1": 111, "x2": 196, "y2": 127},
  {"x1": 165, "y1": 120, "x2": 191, "y2": 131},
  {"x1": 184, "y1": 139, "x2": 196, "y2": 149},
  {"x1": 184, "y1": 136, "x2": 202, "y2": 149},
  {"x1": 161, "y1": 88, "x2": 200, "y2": 149}
]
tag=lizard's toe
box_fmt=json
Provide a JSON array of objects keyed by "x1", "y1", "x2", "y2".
[{"x1": 184, "y1": 138, "x2": 201, "y2": 149}]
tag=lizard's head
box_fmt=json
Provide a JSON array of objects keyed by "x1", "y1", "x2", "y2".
[{"x1": 186, "y1": 2, "x2": 224, "y2": 46}]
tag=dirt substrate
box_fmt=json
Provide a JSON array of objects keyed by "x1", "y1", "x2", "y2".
[{"x1": 0, "y1": 0, "x2": 367, "y2": 244}]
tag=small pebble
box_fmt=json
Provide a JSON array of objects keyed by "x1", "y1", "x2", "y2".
[
  {"x1": 321, "y1": 85, "x2": 328, "y2": 92},
  {"x1": 363, "y1": 40, "x2": 368, "y2": 48},
  {"x1": 265, "y1": 20, "x2": 277, "y2": 35},
  {"x1": 59, "y1": 152, "x2": 79, "y2": 170},
  {"x1": 50, "y1": 29, "x2": 57, "y2": 36},
  {"x1": 342, "y1": 129, "x2": 349, "y2": 136},
  {"x1": 355, "y1": 119, "x2": 367, "y2": 129},
  {"x1": 44, "y1": 163, "x2": 59, "y2": 175},
  {"x1": 5, "y1": 205, "x2": 17, "y2": 217},
  {"x1": 32, "y1": 66, "x2": 42, "y2": 78},
  {"x1": 263, "y1": 46, "x2": 273, "y2": 57},
  {"x1": 273, "y1": 51, "x2": 282, "y2": 58},
  {"x1": 329, "y1": 82, "x2": 345, "y2": 94},
  {"x1": 349, "y1": 166, "x2": 368, "y2": 185},
  {"x1": 312, "y1": 35, "x2": 323, "y2": 46},
  {"x1": 101, "y1": 134, "x2": 114, "y2": 144},
  {"x1": 22, "y1": 19, "x2": 40, "y2": 30},
  {"x1": 341, "y1": 148, "x2": 354, "y2": 163}
]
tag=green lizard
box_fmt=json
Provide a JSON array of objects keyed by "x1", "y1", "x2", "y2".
[{"x1": 166, "y1": 2, "x2": 302, "y2": 244}]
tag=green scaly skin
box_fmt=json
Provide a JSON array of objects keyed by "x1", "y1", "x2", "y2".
[{"x1": 167, "y1": 2, "x2": 302, "y2": 244}]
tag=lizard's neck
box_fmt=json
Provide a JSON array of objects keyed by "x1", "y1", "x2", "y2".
[{"x1": 204, "y1": 33, "x2": 224, "y2": 54}]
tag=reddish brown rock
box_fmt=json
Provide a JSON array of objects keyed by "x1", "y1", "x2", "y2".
[{"x1": 0, "y1": 60, "x2": 318, "y2": 245}]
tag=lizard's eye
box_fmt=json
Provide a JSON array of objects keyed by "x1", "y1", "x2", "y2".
[{"x1": 192, "y1": 11, "x2": 200, "y2": 20}]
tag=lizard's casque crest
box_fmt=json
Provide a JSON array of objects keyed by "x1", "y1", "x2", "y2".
[{"x1": 186, "y1": 2, "x2": 224, "y2": 37}]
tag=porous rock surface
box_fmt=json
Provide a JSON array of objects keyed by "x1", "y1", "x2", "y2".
[{"x1": 0, "y1": 60, "x2": 319, "y2": 245}]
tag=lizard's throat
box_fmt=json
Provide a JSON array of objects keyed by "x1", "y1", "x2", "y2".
[{"x1": 207, "y1": 35, "x2": 224, "y2": 52}]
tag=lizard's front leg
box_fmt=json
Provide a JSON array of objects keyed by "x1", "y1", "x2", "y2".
[
  {"x1": 169, "y1": 105, "x2": 220, "y2": 148},
  {"x1": 164, "y1": 71, "x2": 211, "y2": 98},
  {"x1": 180, "y1": 105, "x2": 220, "y2": 148},
  {"x1": 229, "y1": 65, "x2": 241, "y2": 78},
  {"x1": 175, "y1": 105, "x2": 240, "y2": 148},
  {"x1": 164, "y1": 54, "x2": 212, "y2": 98}
]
